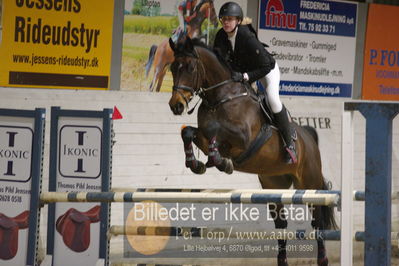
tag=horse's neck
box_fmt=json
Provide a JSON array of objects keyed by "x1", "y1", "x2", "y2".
[
  {"x1": 188, "y1": 17, "x2": 204, "y2": 38},
  {"x1": 200, "y1": 52, "x2": 230, "y2": 88}
]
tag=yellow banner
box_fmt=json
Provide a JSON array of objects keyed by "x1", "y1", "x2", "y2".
[{"x1": 0, "y1": 0, "x2": 114, "y2": 89}]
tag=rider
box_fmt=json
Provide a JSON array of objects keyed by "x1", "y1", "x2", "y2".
[
  {"x1": 177, "y1": 0, "x2": 201, "y2": 33},
  {"x1": 213, "y1": 1, "x2": 297, "y2": 164},
  {"x1": 172, "y1": 0, "x2": 200, "y2": 42}
]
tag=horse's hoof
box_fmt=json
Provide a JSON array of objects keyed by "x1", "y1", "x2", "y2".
[
  {"x1": 224, "y1": 159, "x2": 234, "y2": 174},
  {"x1": 216, "y1": 159, "x2": 234, "y2": 174},
  {"x1": 317, "y1": 257, "x2": 328, "y2": 266},
  {"x1": 191, "y1": 161, "x2": 206, "y2": 174}
]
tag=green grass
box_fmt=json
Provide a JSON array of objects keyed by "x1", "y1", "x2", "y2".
[
  {"x1": 124, "y1": 15, "x2": 177, "y2": 36},
  {"x1": 123, "y1": 45, "x2": 148, "y2": 61}
]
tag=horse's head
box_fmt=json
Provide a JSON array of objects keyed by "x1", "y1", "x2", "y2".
[
  {"x1": 199, "y1": 0, "x2": 218, "y2": 28},
  {"x1": 187, "y1": 0, "x2": 218, "y2": 38},
  {"x1": 168, "y1": 34, "x2": 232, "y2": 115},
  {"x1": 168, "y1": 35, "x2": 202, "y2": 115}
]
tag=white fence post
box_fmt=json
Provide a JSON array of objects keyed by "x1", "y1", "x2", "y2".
[{"x1": 341, "y1": 110, "x2": 354, "y2": 266}]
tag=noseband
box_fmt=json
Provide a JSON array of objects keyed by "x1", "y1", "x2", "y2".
[{"x1": 172, "y1": 84, "x2": 195, "y2": 108}]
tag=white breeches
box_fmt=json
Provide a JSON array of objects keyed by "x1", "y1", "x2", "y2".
[
  {"x1": 178, "y1": 12, "x2": 185, "y2": 28},
  {"x1": 259, "y1": 62, "x2": 283, "y2": 113}
]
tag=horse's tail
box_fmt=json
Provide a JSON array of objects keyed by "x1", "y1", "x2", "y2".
[
  {"x1": 303, "y1": 125, "x2": 337, "y2": 229},
  {"x1": 145, "y1": 44, "x2": 158, "y2": 77},
  {"x1": 302, "y1": 125, "x2": 318, "y2": 145}
]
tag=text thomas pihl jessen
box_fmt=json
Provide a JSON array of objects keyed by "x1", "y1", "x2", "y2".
[{"x1": 14, "y1": 0, "x2": 101, "y2": 53}]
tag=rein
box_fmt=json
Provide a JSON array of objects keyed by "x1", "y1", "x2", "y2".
[
  {"x1": 200, "y1": 81, "x2": 251, "y2": 111},
  {"x1": 172, "y1": 47, "x2": 251, "y2": 113}
]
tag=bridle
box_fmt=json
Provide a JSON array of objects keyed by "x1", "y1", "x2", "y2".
[
  {"x1": 172, "y1": 47, "x2": 249, "y2": 113},
  {"x1": 172, "y1": 49, "x2": 203, "y2": 108}
]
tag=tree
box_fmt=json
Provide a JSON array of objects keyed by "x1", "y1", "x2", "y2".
[
  {"x1": 131, "y1": 0, "x2": 160, "y2": 16},
  {"x1": 131, "y1": 0, "x2": 143, "y2": 15}
]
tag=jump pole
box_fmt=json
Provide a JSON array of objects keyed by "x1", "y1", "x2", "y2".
[{"x1": 40, "y1": 191, "x2": 340, "y2": 206}]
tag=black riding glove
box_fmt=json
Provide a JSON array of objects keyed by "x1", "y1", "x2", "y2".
[{"x1": 231, "y1": 72, "x2": 244, "y2": 82}]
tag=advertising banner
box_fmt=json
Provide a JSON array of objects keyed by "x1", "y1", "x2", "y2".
[
  {"x1": 46, "y1": 107, "x2": 112, "y2": 265},
  {"x1": 121, "y1": 0, "x2": 247, "y2": 91},
  {"x1": 361, "y1": 4, "x2": 399, "y2": 100},
  {"x1": 0, "y1": 0, "x2": 114, "y2": 89},
  {"x1": 257, "y1": 0, "x2": 357, "y2": 97},
  {"x1": 0, "y1": 108, "x2": 45, "y2": 266}
]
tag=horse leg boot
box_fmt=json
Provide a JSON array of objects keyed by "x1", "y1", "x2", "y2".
[
  {"x1": 274, "y1": 105, "x2": 297, "y2": 164},
  {"x1": 181, "y1": 126, "x2": 206, "y2": 174},
  {"x1": 205, "y1": 136, "x2": 234, "y2": 174},
  {"x1": 203, "y1": 121, "x2": 233, "y2": 174}
]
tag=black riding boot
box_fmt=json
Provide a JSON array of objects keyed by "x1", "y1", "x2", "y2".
[{"x1": 274, "y1": 106, "x2": 297, "y2": 164}]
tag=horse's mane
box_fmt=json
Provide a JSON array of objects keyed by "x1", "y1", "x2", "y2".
[
  {"x1": 173, "y1": 36, "x2": 258, "y2": 98},
  {"x1": 191, "y1": 38, "x2": 257, "y2": 97},
  {"x1": 190, "y1": 38, "x2": 232, "y2": 72}
]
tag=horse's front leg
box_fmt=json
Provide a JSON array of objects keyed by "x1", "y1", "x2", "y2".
[
  {"x1": 181, "y1": 125, "x2": 206, "y2": 174},
  {"x1": 202, "y1": 121, "x2": 234, "y2": 174}
]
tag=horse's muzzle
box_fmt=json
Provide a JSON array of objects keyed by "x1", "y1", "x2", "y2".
[{"x1": 170, "y1": 102, "x2": 185, "y2": 115}]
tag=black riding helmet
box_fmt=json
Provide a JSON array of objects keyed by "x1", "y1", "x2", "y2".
[{"x1": 219, "y1": 2, "x2": 243, "y2": 21}]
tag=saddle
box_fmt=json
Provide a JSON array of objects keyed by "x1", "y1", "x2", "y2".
[
  {"x1": 232, "y1": 84, "x2": 273, "y2": 165},
  {"x1": 56, "y1": 205, "x2": 100, "y2": 252},
  {"x1": 259, "y1": 89, "x2": 297, "y2": 138},
  {"x1": 257, "y1": 91, "x2": 275, "y2": 125},
  {"x1": 0, "y1": 211, "x2": 29, "y2": 260},
  {"x1": 233, "y1": 84, "x2": 297, "y2": 165}
]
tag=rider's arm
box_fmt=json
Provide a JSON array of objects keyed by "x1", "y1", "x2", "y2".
[{"x1": 245, "y1": 36, "x2": 275, "y2": 83}]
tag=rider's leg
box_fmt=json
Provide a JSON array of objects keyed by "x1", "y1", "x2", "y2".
[
  {"x1": 172, "y1": 7, "x2": 186, "y2": 42},
  {"x1": 177, "y1": 10, "x2": 185, "y2": 30},
  {"x1": 261, "y1": 62, "x2": 297, "y2": 164},
  {"x1": 178, "y1": 0, "x2": 186, "y2": 26}
]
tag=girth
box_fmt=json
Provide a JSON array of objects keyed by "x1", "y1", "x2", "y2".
[{"x1": 233, "y1": 123, "x2": 273, "y2": 166}]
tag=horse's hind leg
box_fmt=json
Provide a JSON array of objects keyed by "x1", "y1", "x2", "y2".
[
  {"x1": 310, "y1": 182, "x2": 336, "y2": 266},
  {"x1": 269, "y1": 203, "x2": 289, "y2": 266},
  {"x1": 155, "y1": 68, "x2": 167, "y2": 92},
  {"x1": 181, "y1": 125, "x2": 206, "y2": 174},
  {"x1": 259, "y1": 174, "x2": 292, "y2": 266},
  {"x1": 294, "y1": 163, "x2": 335, "y2": 266},
  {"x1": 311, "y1": 207, "x2": 329, "y2": 266}
]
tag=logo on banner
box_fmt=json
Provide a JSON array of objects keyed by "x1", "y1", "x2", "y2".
[
  {"x1": 265, "y1": 0, "x2": 297, "y2": 29},
  {"x1": 0, "y1": 126, "x2": 33, "y2": 182},
  {"x1": 59, "y1": 126, "x2": 102, "y2": 178}
]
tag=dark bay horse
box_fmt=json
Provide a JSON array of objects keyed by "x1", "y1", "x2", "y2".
[
  {"x1": 168, "y1": 35, "x2": 336, "y2": 266},
  {"x1": 145, "y1": 0, "x2": 218, "y2": 92}
]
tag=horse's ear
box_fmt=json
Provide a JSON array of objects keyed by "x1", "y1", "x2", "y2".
[
  {"x1": 185, "y1": 37, "x2": 194, "y2": 52},
  {"x1": 169, "y1": 38, "x2": 176, "y2": 52}
]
